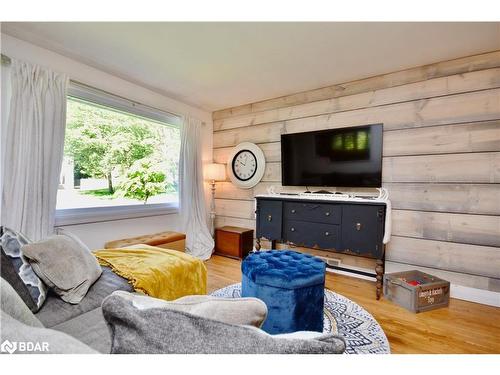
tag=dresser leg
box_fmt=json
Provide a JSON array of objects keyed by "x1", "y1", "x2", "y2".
[
  {"x1": 375, "y1": 259, "x2": 384, "y2": 300},
  {"x1": 255, "y1": 237, "x2": 261, "y2": 251},
  {"x1": 271, "y1": 240, "x2": 276, "y2": 250}
]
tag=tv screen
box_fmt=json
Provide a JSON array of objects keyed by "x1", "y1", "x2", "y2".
[{"x1": 281, "y1": 124, "x2": 383, "y2": 188}]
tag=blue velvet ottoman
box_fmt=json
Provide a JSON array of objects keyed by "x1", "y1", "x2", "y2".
[{"x1": 241, "y1": 250, "x2": 326, "y2": 334}]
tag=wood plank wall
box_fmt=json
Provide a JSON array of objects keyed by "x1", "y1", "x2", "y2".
[{"x1": 212, "y1": 51, "x2": 500, "y2": 301}]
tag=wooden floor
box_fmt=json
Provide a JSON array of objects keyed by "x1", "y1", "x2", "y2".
[{"x1": 205, "y1": 255, "x2": 500, "y2": 354}]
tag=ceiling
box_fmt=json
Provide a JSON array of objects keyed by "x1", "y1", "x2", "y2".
[{"x1": 2, "y1": 22, "x2": 499, "y2": 111}]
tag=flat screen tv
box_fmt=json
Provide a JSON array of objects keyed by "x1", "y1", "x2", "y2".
[{"x1": 281, "y1": 124, "x2": 383, "y2": 188}]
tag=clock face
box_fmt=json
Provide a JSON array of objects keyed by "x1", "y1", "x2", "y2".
[{"x1": 232, "y1": 150, "x2": 257, "y2": 181}]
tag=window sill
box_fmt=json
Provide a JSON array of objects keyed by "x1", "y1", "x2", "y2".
[{"x1": 55, "y1": 202, "x2": 179, "y2": 226}]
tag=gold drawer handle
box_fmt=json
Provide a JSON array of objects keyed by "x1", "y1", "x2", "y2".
[
  {"x1": 356, "y1": 222, "x2": 362, "y2": 231},
  {"x1": 291, "y1": 209, "x2": 296, "y2": 214},
  {"x1": 267, "y1": 215, "x2": 272, "y2": 222},
  {"x1": 325, "y1": 212, "x2": 330, "y2": 216},
  {"x1": 325, "y1": 231, "x2": 330, "y2": 236},
  {"x1": 291, "y1": 227, "x2": 295, "y2": 232}
]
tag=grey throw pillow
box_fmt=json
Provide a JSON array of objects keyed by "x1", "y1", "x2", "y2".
[
  {"x1": 1, "y1": 277, "x2": 44, "y2": 328},
  {"x1": 22, "y1": 235, "x2": 102, "y2": 304},
  {"x1": 113, "y1": 291, "x2": 268, "y2": 327},
  {"x1": 0, "y1": 310, "x2": 97, "y2": 354},
  {"x1": 102, "y1": 293, "x2": 346, "y2": 354},
  {"x1": 0, "y1": 226, "x2": 48, "y2": 312}
]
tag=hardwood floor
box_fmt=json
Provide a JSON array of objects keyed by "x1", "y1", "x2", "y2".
[{"x1": 205, "y1": 255, "x2": 500, "y2": 354}]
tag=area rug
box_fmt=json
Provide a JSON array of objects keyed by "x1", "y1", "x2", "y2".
[{"x1": 211, "y1": 283, "x2": 390, "y2": 354}]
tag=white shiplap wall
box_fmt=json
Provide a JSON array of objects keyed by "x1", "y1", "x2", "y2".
[{"x1": 212, "y1": 51, "x2": 500, "y2": 306}]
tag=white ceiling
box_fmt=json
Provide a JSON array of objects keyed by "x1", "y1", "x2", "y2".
[{"x1": 2, "y1": 22, "x2": 499, "y2": 111}]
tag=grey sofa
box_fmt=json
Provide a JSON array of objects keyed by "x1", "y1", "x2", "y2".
[{"x1": 1, "y1": 267, "x2": 346, "y2": 354}]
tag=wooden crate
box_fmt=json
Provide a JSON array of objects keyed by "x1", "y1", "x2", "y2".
[
  {"x1": 215, "y1": 226, "x2": 254, "y2": 260},
  {"x1": 383, "y1": 270, "x2": 450, "y2": 313}
]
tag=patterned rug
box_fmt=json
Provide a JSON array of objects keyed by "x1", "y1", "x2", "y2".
[{"x1": 212, "y1": 283, "x2": 390, "y2": 354}]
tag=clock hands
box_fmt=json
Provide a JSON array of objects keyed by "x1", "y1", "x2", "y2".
[
  {"x1": 239, "y1": 155, "x2": 248, "y2": 166},
  {"x1": 234, "y1": 151, "x2": 257, "y2": 180}
]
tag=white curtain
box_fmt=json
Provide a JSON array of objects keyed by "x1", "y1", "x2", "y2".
[
  {"x1": 179, "y1": 116, "x2": 214, "y2": 260},
  {"x1": 1, "y1": 60, "x2": 68, "y2": 240}
]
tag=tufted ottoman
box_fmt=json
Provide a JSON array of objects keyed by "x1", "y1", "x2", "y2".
[{"x1": 241, "y1": 250, "x2": 326, "y2": 334}]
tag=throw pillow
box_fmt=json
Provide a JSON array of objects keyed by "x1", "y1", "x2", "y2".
[
  {"x1": 102, "y1": 292, "x2": 346, "y2": 354},
  {"x1": 0, "y1": 226, "x2": 48, "y2": 312},
  {"x1": 22, "y1": 235, "x2": 102, "y2": 304},
  {"x1": 0, "y1": 310, "x2": 97, "y2": 354},
  {"x1": 0, "y1": 277, "x2": 44, "y2": 328},
  {"x1": 113, "y1": 291, "x2": 267, "y2": 327}
]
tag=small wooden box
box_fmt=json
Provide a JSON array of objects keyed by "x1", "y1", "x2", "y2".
[
  {"x1": 384, "y1": 270, "x2": 450, "y2": 313},
  {"x1": 215, "y1": 226, "x2": 254, "y2": 260}
]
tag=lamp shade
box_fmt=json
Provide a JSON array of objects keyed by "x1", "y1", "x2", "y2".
[{"x1": 205, "y1": 163, "x2": 226, "y2": 181}]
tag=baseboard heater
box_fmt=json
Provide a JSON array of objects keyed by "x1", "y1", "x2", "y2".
[
  {"x1": 318, "y1": 255, "x2": 376, "y2": 278},
  {"x1": 325, "y1": 263, "x2": 376, "y2": 278}
]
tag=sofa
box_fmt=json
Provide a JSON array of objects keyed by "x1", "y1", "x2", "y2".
[{"x1": 1, "y1": 272, "x2": 347, "y2": 354}]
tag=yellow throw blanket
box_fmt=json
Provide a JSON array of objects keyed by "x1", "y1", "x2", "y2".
[{"x1": 93, "y1": 244, "x2": 207, "y2": 301}]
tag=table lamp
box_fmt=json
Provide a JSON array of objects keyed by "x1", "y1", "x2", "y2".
[{"x1": 204, "y1": 163, "x2": 226, "y2": 236}]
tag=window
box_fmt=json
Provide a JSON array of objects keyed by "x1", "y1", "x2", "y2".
[{"x1": 56, "y1": 83, "x2": 181, "y2": 225}]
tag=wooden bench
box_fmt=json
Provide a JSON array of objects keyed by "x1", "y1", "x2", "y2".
[{"x1": 104, "y1": 231, "x2": 186, "y2": 252}]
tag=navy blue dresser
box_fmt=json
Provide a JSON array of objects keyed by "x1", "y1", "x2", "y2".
[{"x1": 255, "y1": 196, "x2": 387, "y2": 299}]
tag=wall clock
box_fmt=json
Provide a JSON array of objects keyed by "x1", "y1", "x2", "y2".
[{"x1": 228, "y1": 142, "x2": 266, "y2": 189}]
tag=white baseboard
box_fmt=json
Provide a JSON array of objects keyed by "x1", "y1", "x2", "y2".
[{"x1": 450, "y1": 284, "x2": 500, "y2": 307}]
